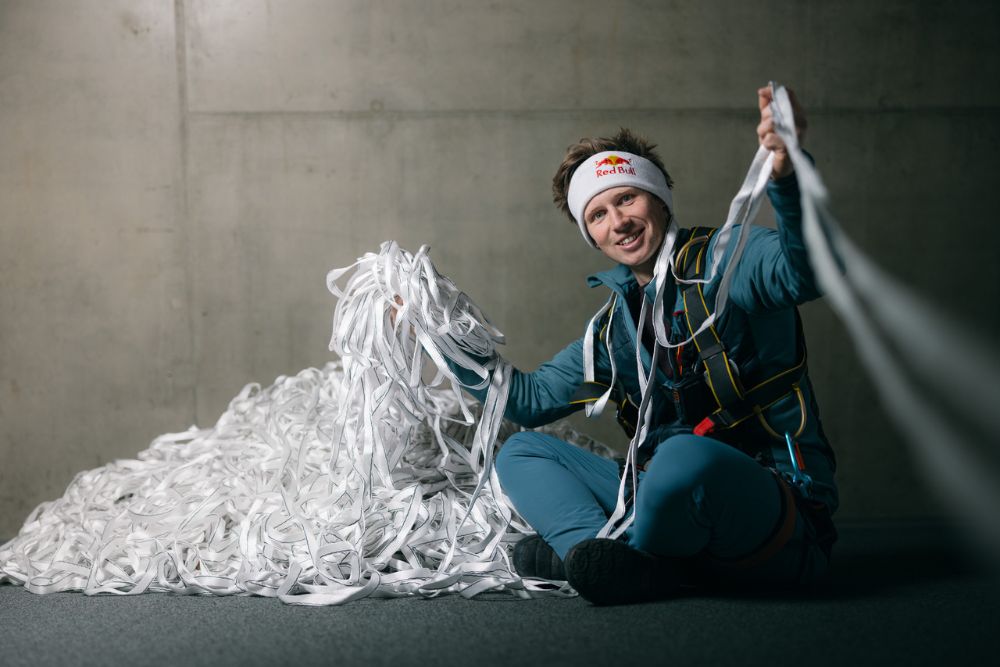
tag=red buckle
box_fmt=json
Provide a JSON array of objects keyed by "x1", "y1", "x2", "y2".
[{"x1": 694, "y1": 417, "x2": 715, "y2": 437}]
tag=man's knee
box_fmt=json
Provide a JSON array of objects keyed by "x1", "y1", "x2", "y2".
[
  {"x1": 638, "y1": 436, "x2": 740, "y2": 506},
  {"x1": 496, "y1": 432, "x2": 554, "y2": 480},
  {"x1": 640, "y1": 434, "x2": 777, "y2": 521},
  {"x1": 646, "y1": 435, "x2": 725, "y2": 480}
]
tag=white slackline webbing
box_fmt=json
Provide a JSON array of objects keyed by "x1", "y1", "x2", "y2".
[
  {"x1": 0, "y1": 242, "x2": 613, "y2": 604},
  {"x1": 767, "y1": 82, "x2": 1000, "y2": 554}
]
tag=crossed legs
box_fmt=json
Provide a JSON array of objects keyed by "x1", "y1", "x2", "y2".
[{"x1": 497, "y1": 431, "x2": 788, "y2": 567}]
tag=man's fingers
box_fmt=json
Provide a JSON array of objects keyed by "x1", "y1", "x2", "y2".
[
  {"x1": 761, "y1": 132, "x2": 785, "y2": 152},
  {"x1": 758, "y1": 117, "x2": 788, "y2": 153},
  {"x1": 760, "y1": 86, "x2": 807, "y2": 125},
  {"x1": 757, "y1": 86, "x2": 774, "y2": 111},
  {"x1": 758, "y1": 84, "x2": 804, "y2": 175},
  {"x1": 763, "y1": 136, "x2": 785, "y2": 152},
  {"x1": 757, "y1": 118, "x2": 774, "y2": 139}
]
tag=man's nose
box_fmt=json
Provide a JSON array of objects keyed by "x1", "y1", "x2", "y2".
[{"x1": 608, "y1": 207, "x2": 628, "y2": 229}]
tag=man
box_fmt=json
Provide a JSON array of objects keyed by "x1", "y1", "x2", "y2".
[{"x1": 456, "y1": 87, "x2": 838, "y2": 605}]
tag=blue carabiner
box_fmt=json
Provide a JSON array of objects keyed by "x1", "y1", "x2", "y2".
[{"x1": 784, "y1": 432, "x2": 814, "y2": 499}]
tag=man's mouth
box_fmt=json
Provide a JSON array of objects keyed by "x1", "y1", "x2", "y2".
[{"x1": 617, "y1": 230, "x2": 643, "y2": 247}]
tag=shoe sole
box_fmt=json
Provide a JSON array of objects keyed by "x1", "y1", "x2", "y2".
[
  {"x1": 513, "y1": 535, "x2": 566, "y2": 580},
  {"x1": 566, "y1": 538, "x2": 679, "y2": 605}
]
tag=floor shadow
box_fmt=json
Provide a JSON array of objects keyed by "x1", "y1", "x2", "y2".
[{"x1": 688, "y1": 532, "x2": 998, "y2": 603}]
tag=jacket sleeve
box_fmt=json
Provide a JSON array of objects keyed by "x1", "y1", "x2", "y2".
[
  {"x1": 446, "y1": 326, "x2": 616, "y2": 429},
  {"x1": 712, "y1": 169, "x2": 822, "y2": 313}
]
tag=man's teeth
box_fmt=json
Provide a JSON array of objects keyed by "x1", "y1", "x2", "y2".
[{"x1": 618, "y1": 232, "x2": 640, "y2": 246}]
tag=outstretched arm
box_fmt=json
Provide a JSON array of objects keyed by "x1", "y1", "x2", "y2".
[
  {"x1": 390, "y1": 294, "x2": 609, "y2": 427},
  {"x1": 447, "y1": 332, "x2": 616, "y2": 429}
]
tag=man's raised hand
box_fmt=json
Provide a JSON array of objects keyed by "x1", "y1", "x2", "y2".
[{"x1": 757, "y1": 85, "x2": 806, "y2": 179}]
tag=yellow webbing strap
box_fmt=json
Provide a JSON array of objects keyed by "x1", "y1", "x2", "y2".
[{"x1": 680, "y1": 231, "x2": 745, "y2": 410}]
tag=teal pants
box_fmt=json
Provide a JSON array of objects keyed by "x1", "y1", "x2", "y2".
[{"x1": 496, "y1": 432, "x2": 832, "y2": 586}]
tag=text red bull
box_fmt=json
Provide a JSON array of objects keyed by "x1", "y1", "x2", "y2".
[{"x1": 593, "y1": 155, "x2": 636, "y2": 178}]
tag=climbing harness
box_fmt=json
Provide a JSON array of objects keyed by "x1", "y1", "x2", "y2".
[
  {"x1": 677, "y1": 228, "x2": 809, "y2": 442},
  {"x1": 571, "y1": 225, "x2": 810, "y2": 458}
]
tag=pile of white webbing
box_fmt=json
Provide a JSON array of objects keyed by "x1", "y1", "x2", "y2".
[
  {"x1": 768, "y1": 83, "x2": 1000, "y2": 556},
  {"x1": 0, "y1": 242, "x2": 612, "y2": 605}
]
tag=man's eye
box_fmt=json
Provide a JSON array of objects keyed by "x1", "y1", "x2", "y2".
[
  {"x1": 589, "y1": 211, "x2": 605, "y2": 224},
  {"x1": 621, "y1": 194, "x2": 635, "y2": 203}
]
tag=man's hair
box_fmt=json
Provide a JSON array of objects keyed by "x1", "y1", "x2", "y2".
[{"x1": 551, "y1": 128, "x2": 673, "y2": 223}]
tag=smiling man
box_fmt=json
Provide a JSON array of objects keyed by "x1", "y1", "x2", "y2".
[{"x1": 456, "y1": 87, "x2": 838, "y2": 605}]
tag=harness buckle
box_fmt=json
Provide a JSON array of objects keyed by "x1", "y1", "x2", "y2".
[{"x1": 694, "y1": 417, "x2": 716, "y2": 437}]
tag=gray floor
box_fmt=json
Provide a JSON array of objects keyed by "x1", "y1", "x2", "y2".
[{"x1": 2, "y1": 520, "x2": 998, "y2": 667}]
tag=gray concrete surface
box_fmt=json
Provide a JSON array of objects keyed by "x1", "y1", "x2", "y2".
[
  {"x1": 1, "y1": 521, "x2": 998, "y2": 667},
  {"x1": 2, "y1": 0, "x2": 999, "y2": 537}
]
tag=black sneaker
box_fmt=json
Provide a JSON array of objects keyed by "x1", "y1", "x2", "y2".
[
  {"x1": 565, "y1": 538, "x2": 682, "y2": 605},
  {"x1": 513, "y1": 535, "x2": 566, "y2": 580}
]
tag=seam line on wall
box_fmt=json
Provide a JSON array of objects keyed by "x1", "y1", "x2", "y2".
[
  {"x1": 174, "y1": 0, "x2": 198, "y2": 425},
  {"x1": 183, "y1": 106, "x2": 1000, "y2": 121}
]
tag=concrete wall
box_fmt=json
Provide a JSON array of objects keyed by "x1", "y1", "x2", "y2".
[{"x1": 2, "y1": 0, "x2": 998, "y2": 537}]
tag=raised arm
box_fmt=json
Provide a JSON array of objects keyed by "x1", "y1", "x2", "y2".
[{"x1": 712, "y1": 87, "x2": 820, "y2": 312}]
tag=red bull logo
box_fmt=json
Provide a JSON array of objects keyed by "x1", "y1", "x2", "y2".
[
  {"x1": 594, "y1": 155, "x2": 632, "y2": 168},
  {"x1": 594, "y1": 154, "x2": 637, "y2": 178}
]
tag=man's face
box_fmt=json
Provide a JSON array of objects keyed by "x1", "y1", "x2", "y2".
[{"x1": 583, "y1": 186, "x2": 669, "y2": 284}]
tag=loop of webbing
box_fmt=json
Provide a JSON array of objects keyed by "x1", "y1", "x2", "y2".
[{"x1": 583, "y1": 294, "x2": 617, "y2": 418}]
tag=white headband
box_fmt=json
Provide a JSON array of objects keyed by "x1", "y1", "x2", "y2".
[{"x1": 567, "y1": 150, "x2": 673, "y2": 248}]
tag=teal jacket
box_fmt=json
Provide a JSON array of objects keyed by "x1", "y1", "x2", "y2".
[{"x1": 456, "y1": 172, "x2": 838, "y2": 514}]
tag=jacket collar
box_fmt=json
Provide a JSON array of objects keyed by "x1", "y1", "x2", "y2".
[
  {"x1": 586, "y1": 263, "x2": 633, "y2": 293},
  {"x1": 587, "y1": 264, "x2": 664, "y2": 303}
]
